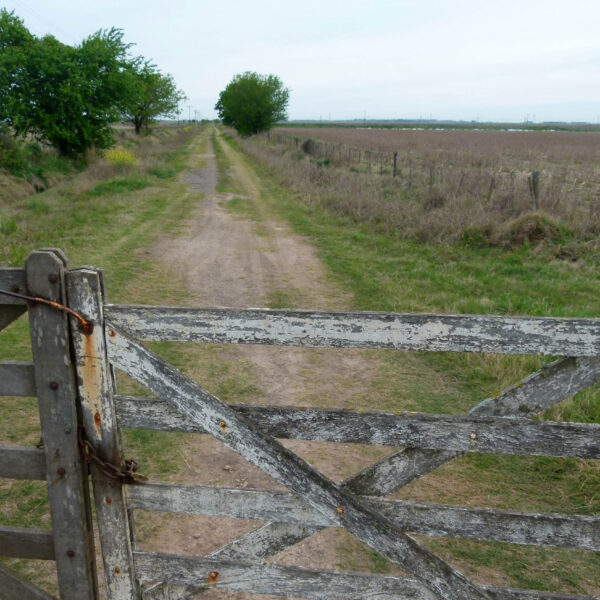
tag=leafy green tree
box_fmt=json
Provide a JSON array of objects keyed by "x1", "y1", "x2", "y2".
[
  {"x1": 215, "y1": 72, "x2": 289, "y2": 136},
  {"x1": 0, "y1": 10, "x2": 35, "y2": 130},
  {"x1": 0, "y1": 10, "x2": 132, "y2": 156},
  {"x1": 122, "y1": 61, "x2": 186, "y2": 134}
]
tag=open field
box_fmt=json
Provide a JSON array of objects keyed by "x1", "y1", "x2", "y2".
[{"x1": 262, "y1": 127, "x2": 600, "y2": 247}]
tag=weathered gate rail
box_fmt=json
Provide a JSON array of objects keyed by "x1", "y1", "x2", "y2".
[{"x1": 1, "y1": 251, "x2": 599, "y2": 600}]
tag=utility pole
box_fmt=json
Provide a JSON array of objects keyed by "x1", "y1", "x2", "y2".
[{"x1": 188, "y1": 105, "x2": 192, "y2": 123}]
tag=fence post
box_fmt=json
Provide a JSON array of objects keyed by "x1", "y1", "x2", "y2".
[
  {"x1": 529, "y1": 171, "x2": 540, "y2": 210},
  {"x1": 66, "y1": 268, "x2": 140, "y2": 600},
  {"x1": 393, "y1": 152, "x2": 398, "y2": 177},
  {"x1": 26, "y1": 250, "x2": 99, "y2": 600}
]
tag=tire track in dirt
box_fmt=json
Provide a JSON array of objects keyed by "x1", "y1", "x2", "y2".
[{"x1": 136, "y1": 129, "x2": 404, "y2": 597}]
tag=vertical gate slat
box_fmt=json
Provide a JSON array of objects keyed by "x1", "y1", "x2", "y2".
[
  {"x1": 26, "y1": 251, "x2": 98, "y2": 600},
  {"x1": 66, "y1": 268, "x2": 139, "y2": 600}
]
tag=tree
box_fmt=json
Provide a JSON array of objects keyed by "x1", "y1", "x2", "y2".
[
  {"x1": 215, "y1": 72, "x2": 289, "y2": 136},
  {"x1": 122, "y1": 61, "x2": 186, "y2": 134},
  {"x1": 0, "y1": 10, "x2": 133, "y2": 156}
]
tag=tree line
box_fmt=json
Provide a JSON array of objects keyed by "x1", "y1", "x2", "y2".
[{"x1": 0, "y1": 10, "x2": 186, "y2": 157}]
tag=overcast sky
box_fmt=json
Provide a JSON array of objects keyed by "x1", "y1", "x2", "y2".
[{"x1": 3, "y1": 0, "x2": 599, "y2": 122}]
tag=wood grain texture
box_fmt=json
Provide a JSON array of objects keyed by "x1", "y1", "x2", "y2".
[
  {"x1": 0, "y1": 445, "x2": 46, "y2": 480},
  {"x1": 27, "y1": 251, "x2": 98, "y2": 600},
  {"x1": 0, "y1": 268, "x2": 27, "y2": 305},
  {"x1": 126, "y1": 483, "x2": 599, "y2": 550},
  {"x1": 209, "y1": 522, "x2": 318, "y2": 560},
  {"x1": 133, "y1": 552, "x2": 600, "y2": 600},
  {"x1": 114, "y1": 396, "x2": 600, "y2": 459},
  {"x1": 67, "y1": 269, "x2": 139, "y2": 600},
  {"x1": 106, "y1": 305, "x2": 600, "y2": 356},
  {"x1": 134, "y1": 551, "x2": 435, "y2": 600},
  {"x1": 0, "y1": 525, "x2": 55, "y2": 559},
  {"x1": 0, "y1": 362, "x2": 36, "y2": 396},
  {"x1": 0, "y1": 562, "x2": 55, "y2": 600}
]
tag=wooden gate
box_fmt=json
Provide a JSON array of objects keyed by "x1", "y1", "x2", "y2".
[{"x1": 1, "y1": 249, "x2": 599, "y2": 600}]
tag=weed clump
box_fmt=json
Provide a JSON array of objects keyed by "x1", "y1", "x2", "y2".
[{"x1": 492, "y1": 212, "x2": 563, "y2": 249}]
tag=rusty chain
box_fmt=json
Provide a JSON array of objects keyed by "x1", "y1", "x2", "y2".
[
  {"x1": 0, "y1": 288, "x2": 94, "y2": 333},
  {"x1": 78, "y1": 426, "x2": 146, "y2": 483}
]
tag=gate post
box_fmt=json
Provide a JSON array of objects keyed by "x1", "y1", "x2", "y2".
[
  {"x1": 26, "y1": 250, "x2": 98, "y2": 599},
  {"x1": 66, "y1": 268, "x2": 140, "y2": 600}
]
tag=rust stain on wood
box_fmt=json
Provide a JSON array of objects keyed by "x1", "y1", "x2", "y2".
[{"x1": 81, "y1": 331, "x2": 103, "y2": 441}]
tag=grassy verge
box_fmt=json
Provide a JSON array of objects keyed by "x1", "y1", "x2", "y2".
[
  {"x1": 0, "y1": 124, "x2": 208, "y2": 594},
  {"x1": 223, "y1": 131, "x2": 600, "y2": 595}
]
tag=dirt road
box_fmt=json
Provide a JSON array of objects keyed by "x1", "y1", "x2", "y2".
[{"x1": 135, "y1": 129, "x2": 399, "y2": 597}]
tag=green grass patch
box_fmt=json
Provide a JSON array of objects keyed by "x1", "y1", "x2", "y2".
[
  {"x1": 88, "y1": 175, "x2": 152, "y2": 196},
  {"x1": 225, "y1": 196, "x2": 244, "y2": 211},
  {"x1": 211, "y1": 130, "x2": 237, "y2": 193},
  {"x1": 267, "y1": 289, "x2": 297, "y2": 309},
  {"x1": 151, "y1": 165, "x2": 177, "y2": 179}
]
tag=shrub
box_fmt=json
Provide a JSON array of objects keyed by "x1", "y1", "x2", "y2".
[
  {"x1": 104, "y1": 147, "x2": 138, "y2": 170},
  {"x1": 302, "y1": 139, "x2": 317, "y2": 156},
  {"x1": 492, "y1": 212, "x2": 563, "y2": 249}
]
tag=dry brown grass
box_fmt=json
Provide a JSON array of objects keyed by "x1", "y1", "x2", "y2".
[{"x1": 247, "y1": 127, "x2": 600, "y2": 246}]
